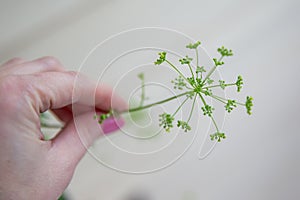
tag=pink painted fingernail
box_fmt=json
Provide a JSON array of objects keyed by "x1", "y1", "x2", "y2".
[{"x1": 101, "y1": 117, "x2": 125, "y2": 134}]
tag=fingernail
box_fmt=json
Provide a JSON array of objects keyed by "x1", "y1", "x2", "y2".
[{"x1": 101, "y1": 117, "x2": 125, "y2": 134}]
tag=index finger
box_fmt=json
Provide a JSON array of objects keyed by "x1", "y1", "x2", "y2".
[{"x1": 25, "y1": 71, "x2": 128, "y2": 113}]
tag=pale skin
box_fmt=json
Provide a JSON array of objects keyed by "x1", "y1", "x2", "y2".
[{"x1": 0, "y1": 57, "x2": 126, "y2": 199}]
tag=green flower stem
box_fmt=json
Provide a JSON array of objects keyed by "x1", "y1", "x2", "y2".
[
  {"x1": 186, "y1": 94, "x2": 197, "y2": 123},
  {"x1": 202, "y1": 83, "x2": 236, "y2": 89},
  {"x1": 41, "y1": 123, "x2": 63, "y2": 129},
  {"x1": 203, "y1": 56, "x2": 224, "y2": 83},
  {"x1": 209, "y1": 94, "x2": 227, "y2": 104},
  {"x1": 210, "y1": 115, "x2": 220, "y2": 132},
  {"x1": 188, "y1": 63, "x2": 195, "y2": 81},
  {"x1": 195, "y1": 48, "x2": 203, "y2": 79},
  {"x1": 185, "y1": 86, "x2": 194, "y2": 90},
  {"x1": 198, "y1": 93, "x2": 207, "y2": 106},
  {"x1": 236, "y1": 102, "x2": 246, "y2": 106},
  {"x1": 198, "y1": 93, "x2": 219, "y2": 132},
  {"x1": 139, "y1": 76, "x2": 145, "y2": 107},
  {"x1": 210, "y1": 94, "x2": 245, "y2": 106},
  {"x1": 172, "y1": 96, "x2": 190, "y2": 117},
  {"x1": 196, "y1": 49, "x2": 199, "y2": 71},
  {"x1": 165, "y1": 60, "x2": 191, "y2": 85},
  {"x1": 195, "y1": 48, "x2": 202, "y2": 79},
  {"x1": 121, "y1": 91, "x2": 193, "y2": 114}
]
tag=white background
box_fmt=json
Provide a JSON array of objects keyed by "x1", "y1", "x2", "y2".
[{"x1": 1, "y1": 0, "x2": 299, "y2": 199}]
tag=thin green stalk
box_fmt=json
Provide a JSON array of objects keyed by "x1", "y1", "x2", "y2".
[
  {"x1": 203, "y1": 55, "x2": 224, "y2": 83},
  {"x1": 210, "y1": 94, "x2": 227, "y2": 102},
  {"x1": 198, "y1": 93, "x2": 207, "y2": 106},
  {"x1": 196, "y1": 49, "x2": 199, "y2": 70},
  {"x1": 139, "y1": 77, "x2": 145, "y2": 107},
  {"x1": 41, "y1": 123, "x2": 63, "y2": 129},
  {"x1": 172, "y1": 96, "x2": 190, "y2": 117},
  {"x1": 165, "y1": 60, "x2": 191, "y2": 86},
  {"x1": 202, "y1": 83, "x2": 236, "y2": 89},
  {"x1": 203, "y1": 66, "x2": 216, "y2": 83},
  {"x1": 210, "y1": 94, "x2": 245, "y2": 106},
  {"x1": 235, "y1": 102, "x2": 245, "y2": 106},
  {"x1": 188, "y1": 63, "x2": 195, "y2": 80},
  {"x1": 210, "y1": 115, "x2": 220, "y2": 132},
  {"x1": 185, "y1": 85, "x2": 194, "y2": 90},
  {"x1": 122, "y1": 91, "x2": 192, "y2": 114},
  {"x1": 195, "y1": 48, "x2": 203, "y2": 79},
  {"x1": 186, "y1": 94, "x2": 197, "y2": 123},
  {"x1": 209, "y1": 94, "x2": 227, "y2": 104},
  {"x1": 198, "y1": 93, "x2": 219, "y2": 132}
]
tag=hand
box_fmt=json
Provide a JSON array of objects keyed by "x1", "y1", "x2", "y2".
[{"x1": 0, "y1": 57, "x2": 126, "y2": 199}]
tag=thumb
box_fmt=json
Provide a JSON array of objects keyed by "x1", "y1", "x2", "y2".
[{"x1": 50, "y1": 111, "x2": 124, "y2": 166}]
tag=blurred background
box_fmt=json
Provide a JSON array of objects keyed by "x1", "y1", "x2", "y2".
[{"x1": 1, "y1": 0, "x2": 299, "y2": 199}]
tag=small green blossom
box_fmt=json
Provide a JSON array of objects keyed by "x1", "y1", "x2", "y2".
[
  {"x1": 201, "y1": 105, "x2": 214, "y2": 117},
  {"x1": 177, "y1": 120, "x2": 191, "y2": 132},
  {"x1": 196, "y1": 66, "x2": 206, "y2": 74},
  {"x1": 245, "y1": 96, "x2": 253, "y2": 115},
  {"x1": 159, "y1": 113, "x2": 174, "y2": 132},
  {"x1": 186, "y1": 41, "x2": 201, "y2": 49},
  {"x1": 219, "y1": 80, "x2": 226, "y2": 89},
  {"x1": 210, "y1": 132, "x2": 226, "y2": 142},
  {"x1": 171, "y1": 76, "x2": 187, "y2": 90},
  {"x1": 213, "y1": 58, "x2": 224, "y2": 66},
  {"x1": 96, "y1": 112, "x2": 113, "y2": 124},
  {"x1": 203, "y1": 89, "x2": 212, "y2": 96},
  {"x1": 186, "y1": 92, "x2": 195, "y2": 99},
  {"x1": 154, "y1": 52, "x2": 167, "y2": 65},
  {"x1": 179, "y1": 56, "x2": 193, "y2": 65},
  {"x1": 137, "y1": 73, "x2": 144, "y2": 80},
  {"x1": 236, "y1": 75, "x2": 243, "y2": 92},
  {"x1": 217, "y1": 46, "x2": 233, "y2": 57},
  {"x1": 225, "y1": 100, "x2": 237, "y2": 113},
  {"x1": 206, "y1": 78, "x2": 214, "y2": 85},
  {"x1": 187, "y1": 77, "x2": 196, "y2": 87},
  {"x1": 195, "y1": 78, "x2": 203, "y2": 85}
]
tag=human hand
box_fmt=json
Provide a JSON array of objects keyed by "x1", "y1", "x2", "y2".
[{"x1": 0, "y1": 57, "x2": 126, "y2": 199}]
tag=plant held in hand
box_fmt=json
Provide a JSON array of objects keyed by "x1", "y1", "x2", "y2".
[{"x1": 95, "y1": 41, "x2": 253, "y2": 142}]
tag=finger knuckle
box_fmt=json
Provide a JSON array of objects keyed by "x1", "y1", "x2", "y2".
[
  {"x1": 8, "y1": 57, "x2": 24, "y2": 63},
  {"x1": 0, "y1": 75, "x2": 26, "y2": 112},
  {"x1": 1, "y1": 57, "x2": 24, "y2": 67},
  {"x1": 39, "y1": 56, "x2": 62, "y2": 67}
]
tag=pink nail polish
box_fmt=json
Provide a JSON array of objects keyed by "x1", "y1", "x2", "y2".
[{"x1": 101, "y1": 117, "x2": 125, "y2": 134}]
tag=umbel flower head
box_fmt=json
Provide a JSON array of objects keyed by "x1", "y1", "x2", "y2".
[{"x1": 95, "y1": 41, "x2": 253, "y2": 143}]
